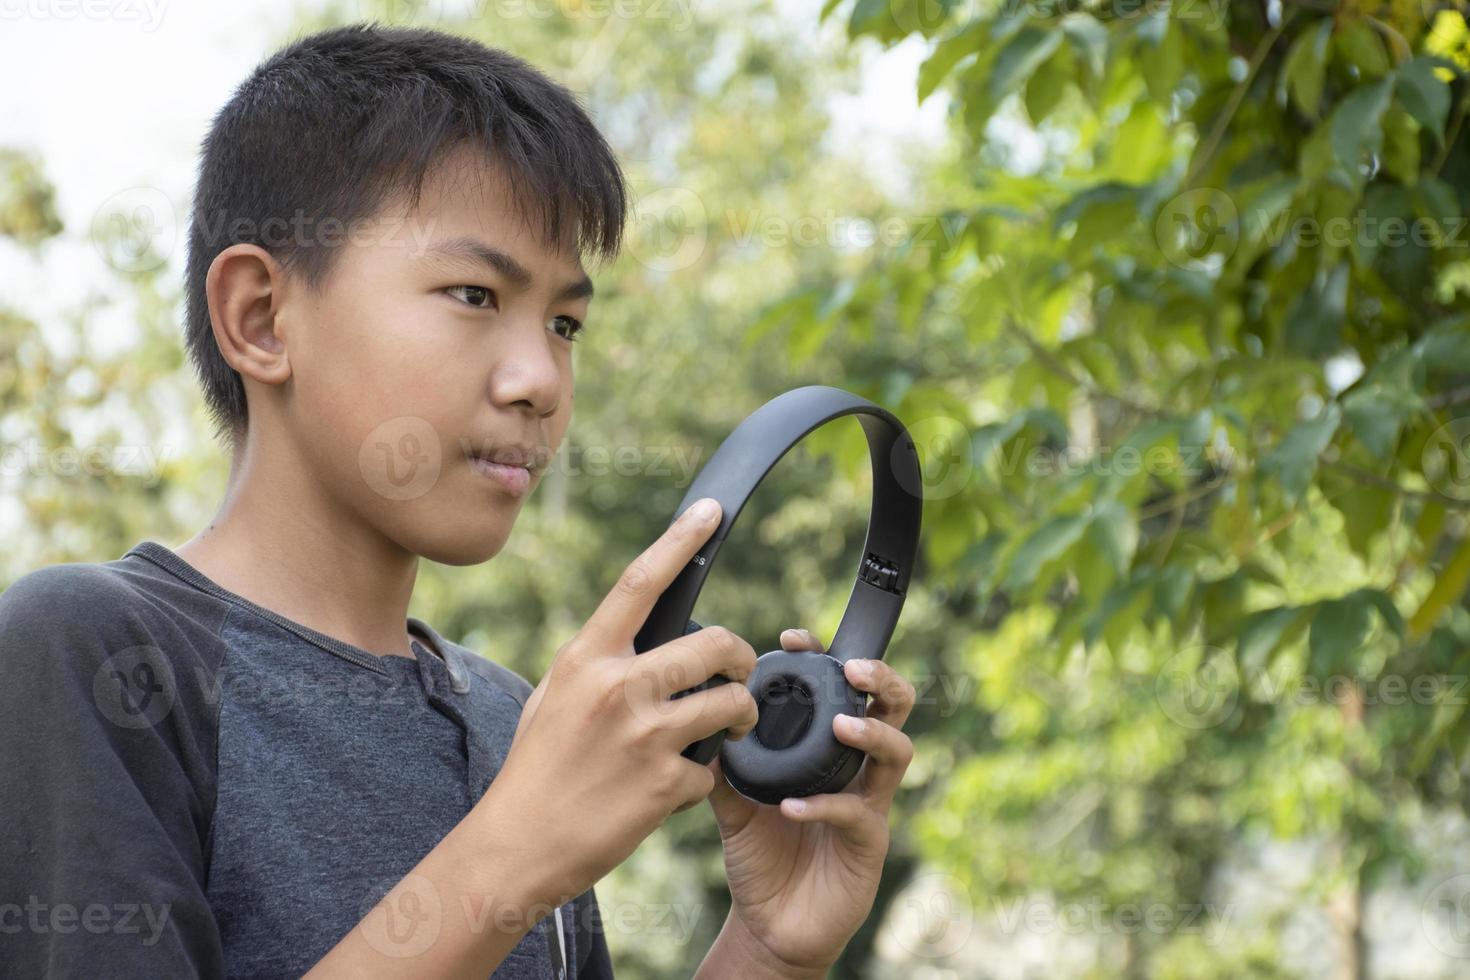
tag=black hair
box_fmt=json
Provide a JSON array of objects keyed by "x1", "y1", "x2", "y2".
[{"x1": 183, "y1": 23, "x2": 627, "y2": 447}]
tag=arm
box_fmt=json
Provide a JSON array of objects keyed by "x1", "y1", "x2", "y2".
[
  {"x1": 0, "y1": 567, "x2": 224, "y2": 975},
  {"x1": 696, "y1": 912, "x2": 828, "y2": 980},
  {"x1": 311, "y1": 497, "x2": 757, "y2": 977}
]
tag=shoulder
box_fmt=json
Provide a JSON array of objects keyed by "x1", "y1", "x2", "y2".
[
  {"x1": 0, "y1": 559, "x2": 151, "y2": 651},
  {"x1": 0, "y1": 555, "x2": 227, "y2": 723}
]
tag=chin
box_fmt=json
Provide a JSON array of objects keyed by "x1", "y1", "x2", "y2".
[
  {"x1": 412, "y1": 524, "x2": 514, "y2": 565},
  {"x1": 390, "y1": 502, "x2": 520, "y2": 566}
]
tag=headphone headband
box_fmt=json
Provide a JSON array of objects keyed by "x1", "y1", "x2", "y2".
[{"x1": 633, "y1": 385, "x2": 923, "y2": 666}]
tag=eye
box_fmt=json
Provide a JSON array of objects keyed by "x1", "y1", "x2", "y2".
[
  {"x1": 445, "y1": 285, "x2": 497, "y2": 309},
  {"x1": 549, "y1": 314, "x2": 584, "y2": 343}
]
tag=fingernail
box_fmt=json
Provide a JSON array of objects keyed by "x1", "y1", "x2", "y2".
[
  {"x1": 785, "y1": 798, "x2": 807, "y2": 814},
  {"x1": 840, "y1": 714, "x2": 866, "y2": 734},
  {"x1": 688, "y1": 498, "x2": 720, "y2": 523},
  {"x1": 851, "y1": 659, "x2": 876, "y2": 677}
]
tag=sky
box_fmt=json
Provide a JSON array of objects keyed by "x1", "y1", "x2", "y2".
[
  {"x1": 0, "y1": 0, "x2": 948, "y2": 362},
  {"x1": 0, "y1": 0, "x2": 948, "y2": 532}
]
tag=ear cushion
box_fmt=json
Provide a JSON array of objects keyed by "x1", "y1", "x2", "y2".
[{"x1": 720, "y1": 650, "x2": 867, "y2": 805}]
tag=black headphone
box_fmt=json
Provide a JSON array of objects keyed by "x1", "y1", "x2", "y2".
[{"x1": 633, "y1": 385, "x2": 923, "y2": 804}]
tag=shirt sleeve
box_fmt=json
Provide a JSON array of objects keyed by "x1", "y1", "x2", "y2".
[
  {"x1": 0, "y1": 564, "x2": 224, "y2": 976},
  {"x1": 573, "y1": 885, "x2": 615, "y2": 978}
]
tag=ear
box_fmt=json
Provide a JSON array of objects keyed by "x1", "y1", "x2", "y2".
[{"x1": 205, "y1": 243, "x2": 292, "y2": 387}]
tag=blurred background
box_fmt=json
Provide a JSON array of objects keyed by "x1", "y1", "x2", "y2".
[{"x1": 5, "y1": 0, "x2": 1470, "y2": 976}]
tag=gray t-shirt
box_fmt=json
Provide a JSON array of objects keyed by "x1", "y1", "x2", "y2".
[{"x1": 0, "y1": 540, "x2": 614, "y2": 979}]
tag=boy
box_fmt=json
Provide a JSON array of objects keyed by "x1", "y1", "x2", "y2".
[{"x1": 0, "y1": 24, "x2": 916, "y2": 978}]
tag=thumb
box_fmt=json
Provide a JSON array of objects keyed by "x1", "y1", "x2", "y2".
[
  {"x1": 513, "y1": 666, "x2": 552, "y2": 745},
  {"x1": 706, "y1": 756, "x2": 760, "y2": 835}
]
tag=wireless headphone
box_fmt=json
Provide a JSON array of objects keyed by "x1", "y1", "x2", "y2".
[{"x1": 632, "y1": 385, "x2": 923, "y2": 804}]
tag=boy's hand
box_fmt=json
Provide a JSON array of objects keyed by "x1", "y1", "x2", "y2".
[
  {"x1": 482, "y1": 498, "x2": 760, "y2": 909},
  {"x1": 700, "y1": 629, "x2": 916, "y2": 978}
]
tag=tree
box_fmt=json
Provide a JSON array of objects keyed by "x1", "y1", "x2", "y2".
[{"x1": 765, "y1": 0, "x2": 1470, "y2": 974}]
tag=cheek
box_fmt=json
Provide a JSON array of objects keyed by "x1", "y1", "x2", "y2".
[{"x1": 293, "y1": 283, "x2": 473, "y2": 499}]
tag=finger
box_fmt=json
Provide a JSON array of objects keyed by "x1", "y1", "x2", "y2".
[
  {"x1": 777, "y1": 792, "x2": 887, "y2": 854},
  {"x1": 637, "y1": 675, "x2": 760, "y2": 746},
  {"x1": 843, "y1": 659, "x2": 916, "y2": 730},
  {"x1": 671, "y1": 760, "x2": 717, "y2": 814},
  {"x1": 779, "y1": 628, "x2": 826, "y2": 653},
  {"x1": 632, "y1": 625, "x2": 758, "y2": 701},
  {"x1": 833, "y1": 713, "x2": 913, "y2": 805},
  {"x1": 705, "y1": 756, "x2": 760, "y2": 833},
  {"x1": 512, "y1": 671, "x2": 549, "y2": 744},
  {"x1": 583, "y1": 497, "x2": 722, "y2": 648}
]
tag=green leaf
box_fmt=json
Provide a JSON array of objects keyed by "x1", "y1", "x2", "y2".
[
  {"x1": 1284, "y1": 263, "x2": 1349, "y2": 359},
  {"x1": 1024, "y1": 46, "x2": 1071, "y2": 124},
  {"x1": 1094, "y1": 579, "x2": 1152, "y2": 652},
  {"x1": 1415, "y1": 315, "x2": 1470, "y2": 371},
  {"x1": 1330, "y1": 78, "x2": 1394, "y2": 177},
  {"x1": 1155, "y1": 564, "x2": 1196, "y2": 623},
  {"x1": 1259, "y1": 403, "x2": 1343, "y2": 502},
  {"x1": 1332, "y1": 483, "x2": 1397, "y2": 556},
  {"x1": 1381, "y1": 106, "x2": 1422, "y2": 185},
  {"x1": 1341, "y1": 377, "x2": 1419, "y2": 459},
  {"x1": 1397, "y1": 56, "x2": 1453, "y2": 143},
  {"x1": 1005, "y1": 512, "x2": 1090, "y2": 591},
  {"x1": 1053, "y1": 182, "x2": 1142, "y2": 254},
  {"x1": 1354, "y1": 587, "x2": 1406, "y2": 643},
  {"x1": 1089, "y1": 499, "x2": 1139, "y2": 576},
  {"x1": 1282, "y1": 18, "x2": 1333, "y2": 117},
  {"x1": 987, "y1": 26, "x2": 1063, "y2": 105},
  {"x1": 1309, "y1": 594, "x2": 1374, "y2": 676},
  {"x1": 918, "y1": 21, "x2": 985, "y2": 103},
  {"x1": 1333, "y1": 19, "x2": 1391, "y2": 81},
  {"x1": 1238, "y1": 606, "x2": 1306, "y2": 677},
  {"x1": 1351, "y1": 183, "x2": 1413, "y2": 272},
  {"x1": 1139, "y1": 13, "x2": 1184, "y2": 103},
  {"x1": 847, "y1": 0, "x2": 890, "y2": 38},
  {"x1": 1061, "y1": 14, "x2": 1108, "y2": 84},
  {"x1": 1413, "y1": 176, "x2": 1461, "y2": 246},
  {"x1": 1233, "y1": 175, "x2": 1300, "y2": 270}
]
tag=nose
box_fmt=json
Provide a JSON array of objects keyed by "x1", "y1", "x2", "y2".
[{"x1": 487, "y1": 316, "x2": 565, "y2": 418}]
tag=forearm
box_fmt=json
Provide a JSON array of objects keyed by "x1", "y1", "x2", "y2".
[
  {"x1": 694, "y1": 912, "x2": 831, "y2": 980},
  {"x1": 305, "y1": 794, "x2": 560, "y2": 980}
]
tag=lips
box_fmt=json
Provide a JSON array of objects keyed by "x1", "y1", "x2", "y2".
[
  {"x1": 468, "y1": 455, "x2": 533, "y2": 494},
  {"x1": 461, "y1": 441, "x2": 544, "y2": 473}
]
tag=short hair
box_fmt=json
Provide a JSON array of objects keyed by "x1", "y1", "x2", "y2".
[{"x1": 183, "y1": 24, "x2": 627, "y2": 447}]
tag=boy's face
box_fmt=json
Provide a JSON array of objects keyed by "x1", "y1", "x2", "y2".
[{"x1": 270, "y1": 146, "x2": 589, "y2": 565}]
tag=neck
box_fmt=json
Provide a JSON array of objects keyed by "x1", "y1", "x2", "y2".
[{"x1": 175, "y1": 429, "x2": 420, "y2": 659}]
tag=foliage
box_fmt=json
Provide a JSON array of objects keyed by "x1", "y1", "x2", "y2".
[
  {"x1": 6, "y1": 0, "x2": 1470, "y2": 976},
  {"x1": 774, "y1": 0, "x2": 1470, "y2": 974}
]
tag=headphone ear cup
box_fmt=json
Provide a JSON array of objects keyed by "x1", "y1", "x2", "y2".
[{"x1": 720, "y1": 650, "x2": 866, "y2": 804}]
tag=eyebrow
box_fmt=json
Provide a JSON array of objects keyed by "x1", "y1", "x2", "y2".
[{"x1": 423, "y1": 236, "x2": 594, "y2": 302}]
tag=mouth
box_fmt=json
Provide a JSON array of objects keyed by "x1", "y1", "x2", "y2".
[{"x1": 462, "y1": 441, "x2": 542, "y2": 496}]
